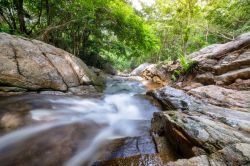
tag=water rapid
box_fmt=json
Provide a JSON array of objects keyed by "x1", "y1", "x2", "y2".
[{"x1": 0, "y1": 78, "x2": 160, "y2": 166}]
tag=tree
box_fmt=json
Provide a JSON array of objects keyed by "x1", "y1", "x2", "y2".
[
  {"x1": 141, "y1": 0, "x2": 250, "y2": 62},
  {"x1": 0, "y1": 0, "x2": 159, "y2": 70}
]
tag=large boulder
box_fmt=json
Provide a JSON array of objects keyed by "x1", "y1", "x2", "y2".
[
  {"x1": 148, "y1": 86, "x2": 250, "y2": 165},
  {"x1": 187, "y1": 32, "x2": 250, "y2": 89},
  {"x1": 0, "y1": 33, "x2": 103, "y2": 92},
  {"x1": 139, "y1": 32, "x2": 250, "y2": 165}
]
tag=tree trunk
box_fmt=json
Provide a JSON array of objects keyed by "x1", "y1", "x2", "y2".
[
  {"x1": 13, "y1": 0, "x2": 27, "y2": 34},
  {"x1": 45, "y1": 0, "x2": 51, "y2": 26},
  {"x1": 82, "y1": 30, "x2": 90, "y2": 56}
]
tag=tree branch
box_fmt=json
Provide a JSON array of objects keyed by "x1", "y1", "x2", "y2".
[
  {"x1": 202, "y1": 26, "x2": 234, "y2": 41},
  {"x1": 37, "y1": 20, "x2": 79, "y2": 41}
]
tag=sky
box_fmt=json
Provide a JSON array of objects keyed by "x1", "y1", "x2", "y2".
[{"x1": 130, "y1": 0, "x2": 155, "y2": 10}]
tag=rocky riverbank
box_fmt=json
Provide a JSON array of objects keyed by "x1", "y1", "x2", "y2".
[
  {"x1": 141, "y1": 32, "x2": 250, "y2": 165},
  {"x1": 0, "y1": 32, "x2": 249, "y2": 165}
]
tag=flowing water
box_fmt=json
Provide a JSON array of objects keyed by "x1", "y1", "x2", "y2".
[{"x1": 0, "y1": 77, "x2": 162, "y2": 166}]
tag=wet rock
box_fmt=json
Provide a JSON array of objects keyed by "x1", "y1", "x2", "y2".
[
  {"x1": 0, "y1": 86, "x2": 27, "y2": 93},
  {"x1": 168, "y1": 143, "x2": 250, "y2": 166},
  {"x1": 0, "y1": 113, "x2": 23, "y2": 131},
  {"x1": 147, "y1": 86, "x2": 202, "y2": 111},
  {"x1": 39, "y1": 91, "x2": 70, "y2": 95},
  {"x1": 102, "y1": 62, "x2": 117, "y2": 75},
  {"x1": 95, "y1": 153, "x2": 166, "y2": 166},
  {"x1": 149, "y1": 86, "x2": 250, "y2": 165},
  {"x1": 108, "y1": 135, "x2": 157, "y2": 159},
  {"x1": 0, "y1": 33, "x2": 103, "y2": 92},
  {"x1": 68, "y1": 85, "x2": 102, "y2": 97},
  {"x1": 0, "y1": 123, "x2": 103, "y2": 166}
]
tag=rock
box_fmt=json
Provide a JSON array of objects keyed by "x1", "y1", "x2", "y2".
[
  {"x1": 0, "y1": 33, "x2": 103, "y2": 92},
  {"x1": 216, "y1": 67, "x2": 250, "y2": 85},
  {"x1": 187, "y1": 32, "x2": 250, "y2": 88},
  {"x1": 0, "y1": 113, "x2": 23, "y2": 131},
  {"x1": 39, "y1": 86, "x2": 102, "y2": 97},
  {"x1": 228, "y1": 79, "x2": 250, "y2": 90},
  {"x1": 188, "y1": 85, "x2": 250, "y2": 111},
  {"x1": 194, "y1": 72, "x2": 215, "y2": 85},
  {"x1": 130, "y1": 62, "x2": 180, "y2": 88},
  {"x1": 166, "y1": 155, "x2": 210, "y2": 166},
  {"x1": 80, "y1": 53, "x2": 117, "y2": 75},
  {"x1": 190, "y1": 32, "x2": 250, "y2": 61},
  {"x1": 68, "y1": 85, "x2": 102, "y2": 97},
  {"x1": 130, "y1": 63, "x2": 152, "y2": 76},
  {"x1": 147, "y1": 86, "x2": 202, "y2": 111},
  {"x1": 148, "y1": 86, "x2": 250, "y2": 165},
  {"x1": 0, "y1": 86, "x2": 27, "y2": 92},
  {"x1": 182, "y1": 83, "x2": 203, "y2": 91},
  {"x1": 141, "y1": 64, "x2": 171, "y2": 84},
  {"x1": 167, "y1": 143, "x2": 250, "y2": 166},
  {"x1": 175, "y1": 82, "x2": 183, "y2": 88},
  {"x1": 102, "y1": 62, "x2": 117, "y2": 75}
]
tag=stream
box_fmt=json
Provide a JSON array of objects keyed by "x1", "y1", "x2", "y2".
[{"x1": 0, "y1": 77, "x2": 164, "y2": 166}]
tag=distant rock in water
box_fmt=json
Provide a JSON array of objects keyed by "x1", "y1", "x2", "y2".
[
  {"x1": 130, "y1": 63, "x2": 152, "y2": 76},
  {"x1": 0, "y1": 33, "x2": 104, "y2": 93}
]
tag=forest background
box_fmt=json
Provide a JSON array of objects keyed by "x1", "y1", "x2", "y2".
[{"x1": 1, "y1": 0, "x2": 249, "y2": 70}]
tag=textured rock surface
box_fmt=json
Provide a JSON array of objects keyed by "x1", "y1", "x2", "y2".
[
  {"x1": 130, "y1": 63, "x2": 152, "y2": 76},
  {"x1": 188, "y1": 85, "x2": 250, "y2": 111},
  {"x1": 188, "y1": 32, "x2": 250, "y2": 89},
  {"x1": 131, "y1": 62, "x2": 180, "y2": 86},
  {"x1": 148, "y1": 86, "x2": 250, "y2": 165},
  {"x1": 0, "y1": 33, "x2": 103, "y2": 92}
]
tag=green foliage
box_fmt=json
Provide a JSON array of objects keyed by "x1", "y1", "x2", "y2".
[
  {"x1": 0, "y1": 0, "x2": 159, "y2": 71},
  {"x1": 179, "y1": 55, "x2": 190, "y2": 72},
  {"x1": 1, "y1": 0, "x2": 249, "y2": 71},
  {"x1": 141, "y1": 0, "x2": 250, "y2": 64},
  {"x1": 205, "y1": 0, "x2": 250, "y2": 37},
  {"x1": 171, "y1": 54, "x2": 197, "y2": 82}
]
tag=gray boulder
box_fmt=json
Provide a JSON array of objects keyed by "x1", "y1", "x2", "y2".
[{"x1": 0, "y1": 33, "x2": 103, "y2": 92}]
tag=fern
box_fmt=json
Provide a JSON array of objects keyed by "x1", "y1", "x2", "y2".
[
  {"x1": 179, "y1": 54, "x2": 197, "y2": 73},
  {"x1": 171, "y1": 55, "x2": 197, "y2": 82}
]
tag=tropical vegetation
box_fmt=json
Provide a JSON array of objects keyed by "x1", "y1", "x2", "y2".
[{"x1": 1, "y1": 0, "x2": 249, "y2": 70}]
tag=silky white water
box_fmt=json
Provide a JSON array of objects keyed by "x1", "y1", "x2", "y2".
[{"x1": 0, "y1": 79, "x2": 159, "y2": 166}]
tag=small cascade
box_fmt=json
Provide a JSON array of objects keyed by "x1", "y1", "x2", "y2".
[{"x1": 0, "y1": 78, "x2": 160, "y2": 166}]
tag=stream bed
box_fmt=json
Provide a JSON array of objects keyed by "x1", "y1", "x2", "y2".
[{"x1": 0, "y1": 77, "x2": 173, "y2": 166}]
